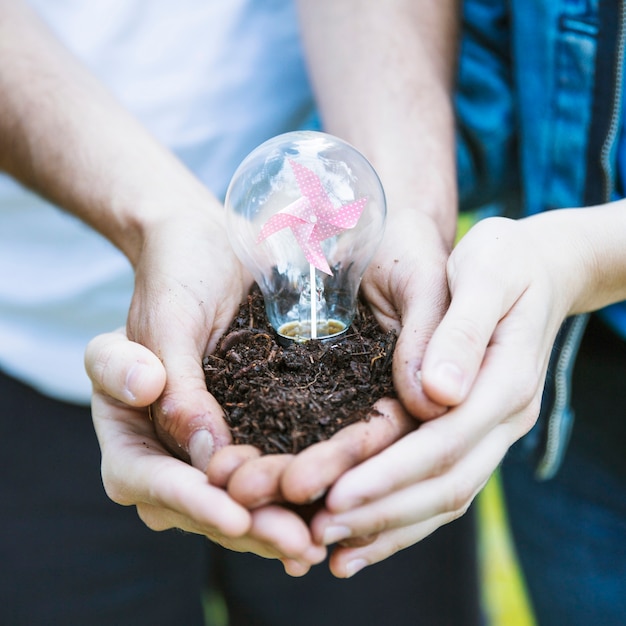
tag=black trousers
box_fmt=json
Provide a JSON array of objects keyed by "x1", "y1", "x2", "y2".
[{"x1": 0, "y1": 370, "x2": 481, "y2": 626}]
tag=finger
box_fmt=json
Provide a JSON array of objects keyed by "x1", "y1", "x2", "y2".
[
  {"x1": 327, "y1": 512, "x2": 454, "y2": 578},
  {"x1": 136, "y1": 500, "x2": 238, "y2": 537},
  {"x1": 248, "y1": 505, "x2": 327, "y2": 564},
  {"x1": 227, "y1": 454, "x2": 294, "y2": 508},
  {"x1": 207, "y1": 444, "x2": 262, "y2": 488},
  {"x1": 137, "y1": 500, "x2": 326, "y2": 568},
  {"x1": 151, "y1": 349, "x2": 234, "y2": 470},
  {"x1": 120, "y1": 455, "x2": 252, "y2": 537},
  {"x1": 93, "y1": 392, "x2": 251, "y2": 537},
  {"x1": 150, "y1": 322, "x2": 233, "y2": 469},
  {"x1": 137, "y1": 498, "x2": 326, "y2": 567},
  {"x1": 421, "y1": 222, "x2": 523, "y2": 406},
  {"x1": 85, "y1": 329, "x2": 166, "y2": 406},
  {"x1": 280, "y1": 398, "x2": 416, "y2": 505},
  {"x1": 420, "y1": 287, "x2": 502, "y2": 406},
  {"x1": 323, "y1": 336, "x2": 542, "y2": 514},
  {"x1": 312, "y1": 423, "x2": 509, "y2": 545},
  {"x1": 391, "y1": 273, "x2": 451, "y2": 420}
]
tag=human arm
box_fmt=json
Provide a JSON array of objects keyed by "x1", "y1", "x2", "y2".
[
  {"x1": 297, "y1": 0, "x2": 461, "y2": 419},
  {"x1": 0, "y1": 0, "x2": 241, "y2": 462}
]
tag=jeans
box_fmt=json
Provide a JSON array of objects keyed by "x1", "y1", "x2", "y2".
[{"x1": 501, "y1": 315, "x2": 626, "y2": 625}]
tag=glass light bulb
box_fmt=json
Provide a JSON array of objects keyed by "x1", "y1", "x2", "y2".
[{"x1": 225, "y1": 130, "x2": 386, "y2": 342}]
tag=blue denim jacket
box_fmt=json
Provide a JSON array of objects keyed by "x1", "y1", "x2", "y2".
[{"x1": 455, "y1": 0, "x2": 625, "y2": 478}]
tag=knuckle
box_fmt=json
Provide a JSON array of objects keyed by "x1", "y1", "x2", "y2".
[
  {"x1": 447, "y1": 318, "x2": 487, "y2": 355},
  {"x1": 441, "y1": 475, "x2": 475, "y2": 515},
  {"x1": 351, "y1": 508, "x2": 394, "y2": 537},
  {"x1": 422, "y1": 424, "x2": 466, "y2": 476},
  {"x1": 502, "y1": 365, "x2": 544, "y2": 434},
  {"x1": 100, "y1": 465, "x2": 134, "y2": 507},
  {"x1": 369, "y1": 513, "x2": 393, "y2": 536},
  {"x1": 136, "y1": 504, "x2": 170, "y2": 532}
]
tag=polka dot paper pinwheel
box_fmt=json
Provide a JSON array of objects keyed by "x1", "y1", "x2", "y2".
[{"x1": 256, "y1": 159, "x2": 368, "y2": 275}]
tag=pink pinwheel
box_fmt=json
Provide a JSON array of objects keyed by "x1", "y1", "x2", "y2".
[{"x1": 256, "y1": 159, "x2": 368, "y2": 275}]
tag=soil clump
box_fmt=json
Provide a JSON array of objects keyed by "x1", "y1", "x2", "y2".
[{"x1": 203, "y1": 288, "x2": 397, "y2": 455}]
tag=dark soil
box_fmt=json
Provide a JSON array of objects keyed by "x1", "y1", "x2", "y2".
[{"x1": 203, "y1": 287, "x2": 397, "y2": 455}]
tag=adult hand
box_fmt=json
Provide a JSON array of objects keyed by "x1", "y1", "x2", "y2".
[
  {"x1": 300, "y1": 206, "x2": 626, "y2": 577},
  {"x1": 361, "y1": 209, "x2": 452, "y2": 419},
  {"x1": 126, "y1": 205, "x2": 251, "y2": 469},
  {"x1": 86, "y1": 330, "x2": 327, "y2": 576}
]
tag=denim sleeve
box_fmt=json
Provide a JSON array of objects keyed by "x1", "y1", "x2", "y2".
[{"x1": 456, "y1": 0, "x2": 520, "y2": 213}]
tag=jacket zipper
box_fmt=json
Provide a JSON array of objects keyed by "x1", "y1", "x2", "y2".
[
  {"x1": 535, "y1": 0, "x2": 626, "y2": 480},
  {"x1": 600, "y1": 0, "x2": 626, "y2": 199},
  {"x1": 535, "y1": 314, "x2": 588, "y2": 479}
]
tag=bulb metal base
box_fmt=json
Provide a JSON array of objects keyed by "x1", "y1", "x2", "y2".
[{"x1": 277, "y1": 319, "x2": 347, "y2": 343}]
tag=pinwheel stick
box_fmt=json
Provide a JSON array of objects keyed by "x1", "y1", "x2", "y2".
[{"x1": 309, "y1": 263, "x2": 317, "y2": 339}]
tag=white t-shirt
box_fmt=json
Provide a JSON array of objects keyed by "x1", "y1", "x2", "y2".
[{"x1": 0, "y1": 0, "x2": 315, "y2": 404}]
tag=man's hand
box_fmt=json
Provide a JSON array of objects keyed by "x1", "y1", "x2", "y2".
[
  {"x1": 126, "y1": 209, "x2": 251, "y2": 468},
  {"x1": 86, "y1": 330, "x2": 327, "y2": 576}
]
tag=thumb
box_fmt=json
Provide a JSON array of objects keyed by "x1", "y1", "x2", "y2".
[
  {"x1": 150, "y1": 336, "x2": 233, "y2": 471},
  {"x1": 420, "y1": 272, "x2": 500, "y2": 407},
  {"x1": 392, "y1": 297, "x2": 449, "y2": 421},
  {"x1": 85, "y1": 329, "x2": 166, "y2": 407}
]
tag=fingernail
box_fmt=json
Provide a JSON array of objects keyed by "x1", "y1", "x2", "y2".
[
  {"x1": 124, "y1": 361, "x2": 147, "y2": 402},
  {"x1": 189, "y1": 430, "x2": 214, "y2": 471},
  {"x1": 305, "y1": 545, "x2": 328, "y2": 565},
  {"x1": 323, "y1": 525, "x2": 351, "y2": 545},
  {"x1": 345, "y1": 558, "x2": 368, "y2": 578},
  {"x1": 433, "y1": 362, "x2": 467, "y2": 402},
  {"x1": 306, "y1": 487, "x2": 327, "y2": 504}
]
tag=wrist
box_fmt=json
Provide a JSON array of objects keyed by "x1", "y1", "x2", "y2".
[
  {"x1": 525, "y1": 203, "x2": 626, "y2": 316},
  {"x1": 119, "y1": 189, "x2": 227, "y2": 269}
]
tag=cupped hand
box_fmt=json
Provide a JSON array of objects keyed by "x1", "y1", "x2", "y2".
[
  {"x1": 360, "y1": 209, "x2": 453, "y2": 420},
  {"x1": 126, "y1": 205, "x2": 251, "y2": 469},
  {"x1": 206, "y1": 398, "x2": 418, "y2": 577},
  {"x1": 302, "y1": 213, "x2": 592, "y2": 577},
  {"x1": 86, "y1": 330, "x2": 327, "y2": 576}
]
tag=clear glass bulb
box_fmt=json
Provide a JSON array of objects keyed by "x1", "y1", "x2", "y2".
[{"x1": 225, "y1": 130, "x2": 386, "y2": 342}]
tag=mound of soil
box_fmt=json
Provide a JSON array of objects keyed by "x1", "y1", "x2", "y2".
[{"x1": 203, "y1": 288, "x2": 397, "y2": 455}]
